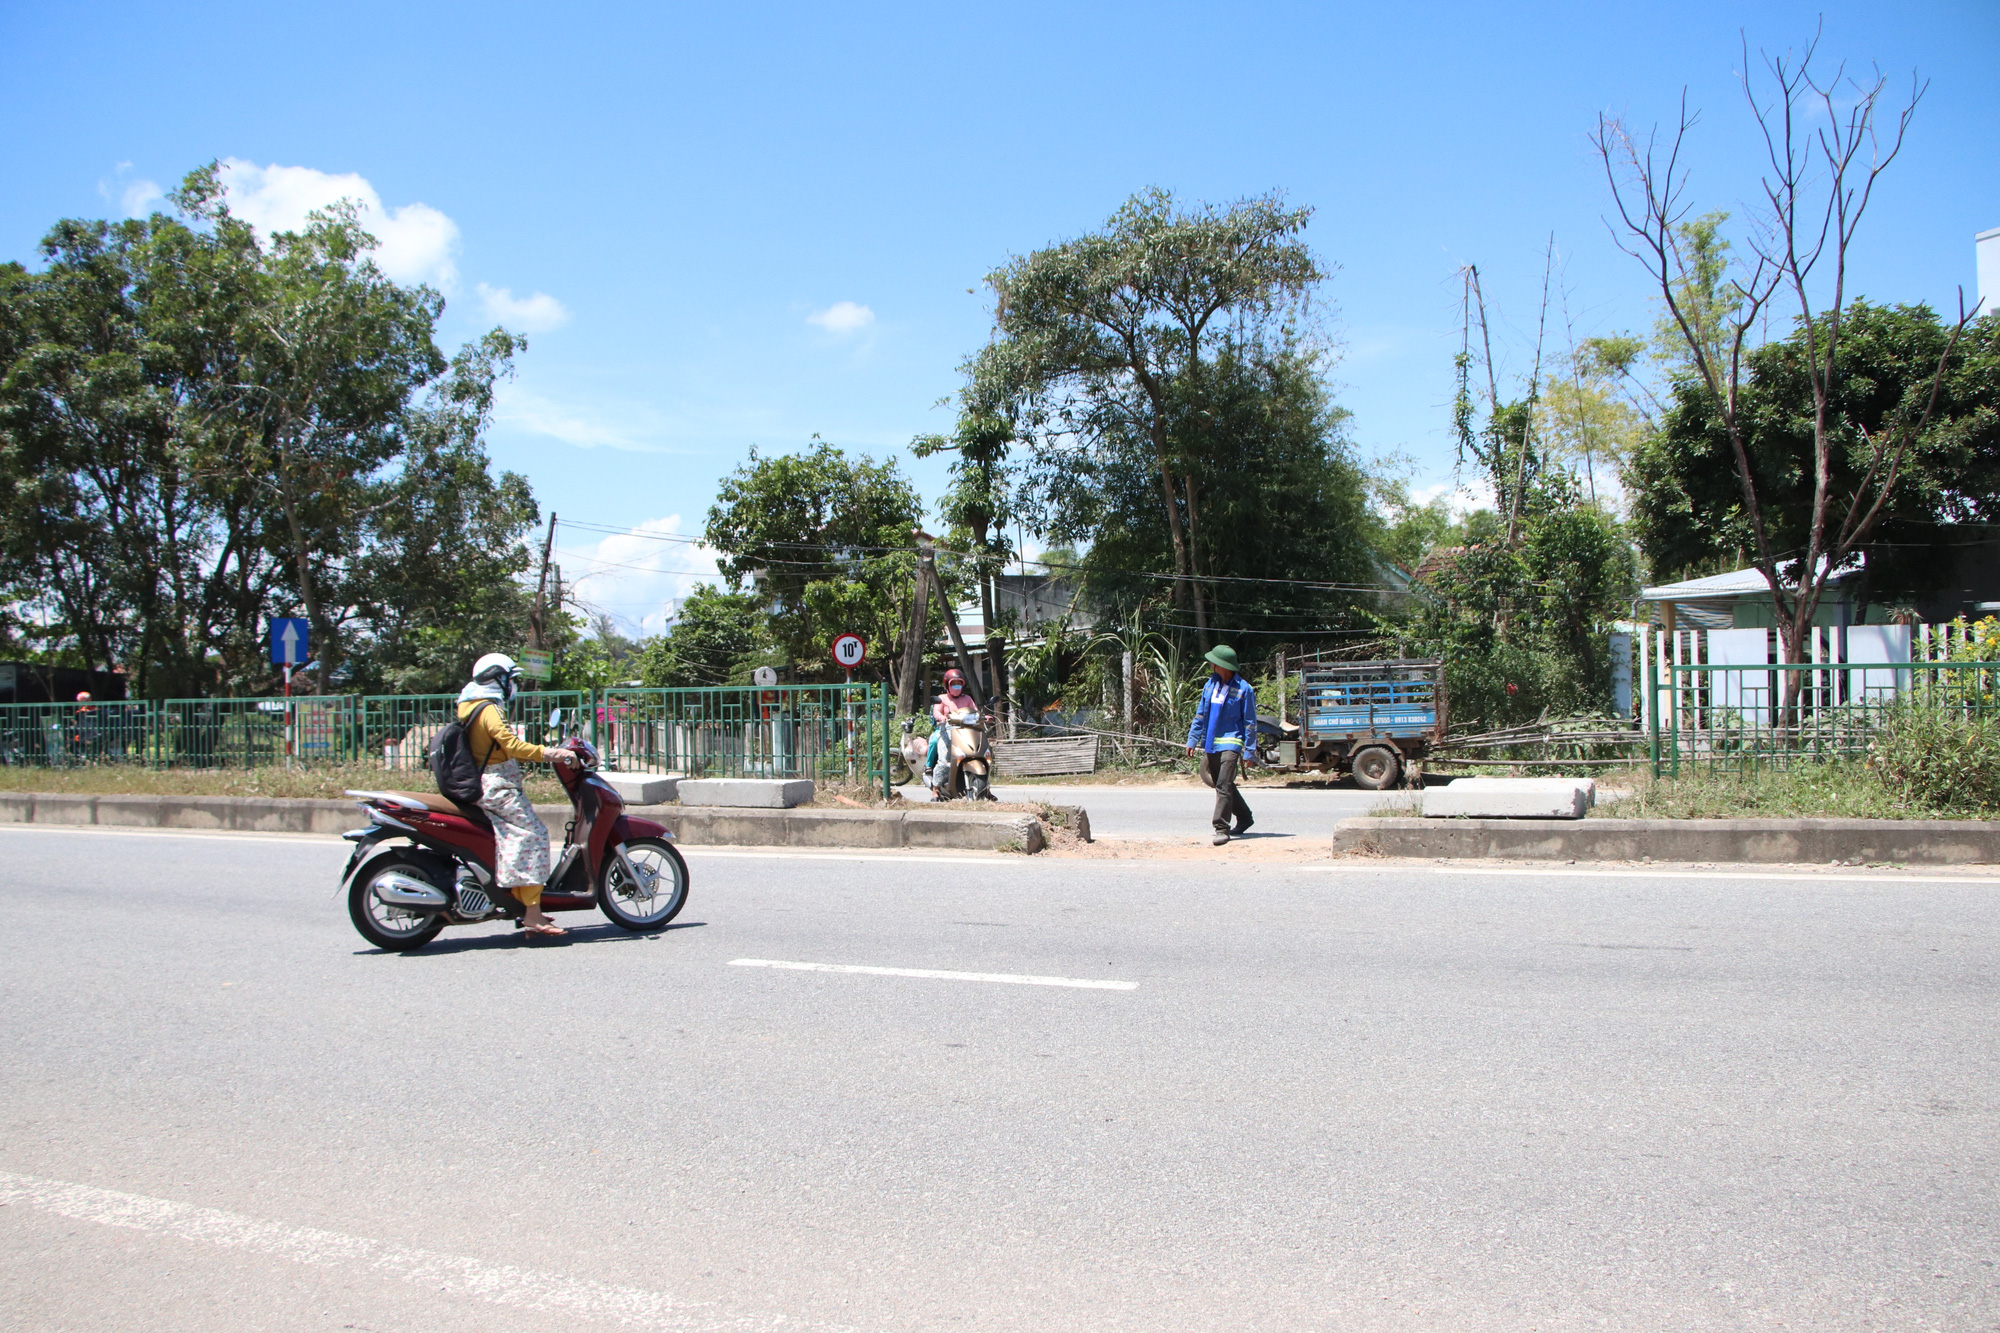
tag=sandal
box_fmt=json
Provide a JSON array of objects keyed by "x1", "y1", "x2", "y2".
[{"x1": 523, "y1": 920, "x2": 567, "y2": 937}]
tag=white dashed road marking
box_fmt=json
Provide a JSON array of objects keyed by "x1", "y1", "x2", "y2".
[{"x1": 729, "y1": 958, "x2": 1138, "y2": 990}]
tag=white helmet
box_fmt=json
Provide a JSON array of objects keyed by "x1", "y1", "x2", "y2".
[{"x1": 471, "y1": 652, "x2": 523, "y2": 700}]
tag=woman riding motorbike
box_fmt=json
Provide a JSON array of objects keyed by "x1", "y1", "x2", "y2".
[
  {"x1": 926, "y1": 668, "x2": 974, "y2": 791},
  {"x1": 458, "y1": 653, "x2": 576, "y2": 936}
]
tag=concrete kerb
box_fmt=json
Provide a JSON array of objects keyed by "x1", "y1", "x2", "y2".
[
  {"x1": 0, "y1": 792, "x2": 1055, "y2": 854},
  {"x1": 1336, "y1": 816, "x2": 2000, "y2": 865}
]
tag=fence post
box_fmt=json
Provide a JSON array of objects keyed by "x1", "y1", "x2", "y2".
[{"x1": 1646, "y1": 640, "x2": 1659, "y2": 779}]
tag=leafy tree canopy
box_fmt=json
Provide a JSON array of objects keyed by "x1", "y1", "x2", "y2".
[
  {"x1": 1630, "y1": 300, "x2": 2000, "y2": 597},
  {"x1": 0, "y1": 164, "x2": 543, "y2": 697},
  {"x1": 703, "y1": 439, "x2": 922, "y2": 680}
]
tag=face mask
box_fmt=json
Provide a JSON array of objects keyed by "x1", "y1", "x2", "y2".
[{"x1": 948, "y1": 683, "x2": 964, "y2": 695}]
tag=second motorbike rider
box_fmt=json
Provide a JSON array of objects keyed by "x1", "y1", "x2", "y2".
[
  {"x1": 458, "y1": 653, "x2": 576, "y2": 936},
  {"x1": 926, "y1": 667, "x2": 975, "y2": 792}
]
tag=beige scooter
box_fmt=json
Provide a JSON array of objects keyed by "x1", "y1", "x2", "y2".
[{"x1": 933, "y1": 706, "x2": 996, "y2": 801}]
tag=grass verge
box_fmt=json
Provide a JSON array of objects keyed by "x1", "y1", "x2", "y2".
[
  {"x1": 0, "y1": 762, "x2": 570, "y2": 804},
  {"x1": 1589, "y1": 761, "x2": 1994, "y2": 821}
]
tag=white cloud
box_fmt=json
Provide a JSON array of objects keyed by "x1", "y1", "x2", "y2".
[
  {"x1": 120, "y1": 179, "x2": 164, "y2": 218},
  {"x1": 216, "y1": 158, "x2": 460, "y2": 289},
  {"x1": 1409, "y1": 478, "x2": 1496, "y2": 517},
  {"x1": 477, "y1": 282, "x2": 571, "y2": 333},
  {"x1": 807, "y1": 300, "x2": 875, "y2": 335},
  {"x1": 559, "y1": 516, "x2": 722, "y2": 637},
  {"x1": 492, "y1": 383, "x2": 667, "y2": 452}
]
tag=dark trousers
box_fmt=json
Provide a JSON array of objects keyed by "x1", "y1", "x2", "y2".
[{"x1": 1201, "y1": 749, "x2": 1252, "y2": 833}]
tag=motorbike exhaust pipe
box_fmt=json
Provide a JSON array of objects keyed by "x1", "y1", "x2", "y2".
[{"x1": 373, "y1": 871, "x2": 449, "y2": 908}]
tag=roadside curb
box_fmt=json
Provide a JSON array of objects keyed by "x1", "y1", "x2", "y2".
[
  {"x1": 1334, "y1": 816, "x2": 2000, "y2": 865},
  {"x1": 0, "y1": 792, "x2": 1055, "y2": 855}
]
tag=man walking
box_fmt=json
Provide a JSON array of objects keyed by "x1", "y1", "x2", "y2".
[{"x1": 1185, "y1": 645, "x2": 1256, "y2": 845}]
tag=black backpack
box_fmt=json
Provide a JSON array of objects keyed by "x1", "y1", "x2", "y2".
[{"x1": 429, "y1": 700, "x2": 497, "y2": 804}]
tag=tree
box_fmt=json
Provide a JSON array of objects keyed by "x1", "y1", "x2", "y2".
[
  {"x1": 346, "y1": 331, "x2": 542, "y2": 695},
  {"x1": 0, "y1": 163, "x2": 541, "y2": 697},
  {"x1": 1054, "y1": 340, "x2": 1380, "y2": 638},
  {"x1": 636, "y1": 585, "x2": 771, "y2": 687},
  {"x1": 1631, "y1": 300, "x2": 2000, "y2": 599},
  {"x1": 1595, "y1": 31, "x2": 1973, "y2": 677},
  {"x1": 971, "y1": 187, "x2": 1323, "y2": 638},
  {"x1": 1392, "y1": 473, "x2": 1637, "y2": 728},
  {"x1": 703, "y1": 439, "x2": 922, "y2": 682},
  {"x1": 912, "y1": 407, "x2": 1016, "y2": 641}
]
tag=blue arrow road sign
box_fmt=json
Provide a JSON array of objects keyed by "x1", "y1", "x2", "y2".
[{"x1": 270, "y1": 618, "x2": 309, "y2": 666}]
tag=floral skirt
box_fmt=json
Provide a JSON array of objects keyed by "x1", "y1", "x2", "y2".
[{"x1": 478, "y1": 760, "x2": 552, "y2": 889}]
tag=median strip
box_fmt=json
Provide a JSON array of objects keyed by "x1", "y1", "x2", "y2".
[{"x1": 728, "y1": 958, "x2": 1138, "y2": 990}]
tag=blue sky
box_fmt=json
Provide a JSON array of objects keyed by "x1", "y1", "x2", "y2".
[{"x1": 4, "y1": 1, "x2": 1995, "y2": 634}]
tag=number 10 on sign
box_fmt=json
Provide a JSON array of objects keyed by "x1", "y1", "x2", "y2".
[{"x1": 830, "y1": 633, "x2": 867, "y2": 675}]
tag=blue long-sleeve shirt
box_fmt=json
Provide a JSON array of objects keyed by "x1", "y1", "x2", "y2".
[{"x1": 1186, "y1": 676, "x2": 1257, "y2": 753}]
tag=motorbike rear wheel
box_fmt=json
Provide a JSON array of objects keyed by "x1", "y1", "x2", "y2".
[
  {"x1": 598, "y1": 837, "x2": 690, "y2": 932},
  {"x1": 349, "y1": 854, "x2": 447, "y2": 952}
]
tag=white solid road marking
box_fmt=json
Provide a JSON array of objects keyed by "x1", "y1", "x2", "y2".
[
  {"x1": 0, "y1": 1171, "x2": 855, "y2": 1332},
  {"x1": 0, "y1": 824, "x2": 343, "y2": 845},
  {"x1": 1423, "y1": 865, "x2": 2000, "y2": 886},
  {"x1": 729, "y1": 958, "x2": 1138, "y2": 990}
]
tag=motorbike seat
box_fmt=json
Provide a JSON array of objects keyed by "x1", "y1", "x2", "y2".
[{"x1": 377, "y1": 791, "x2": 492, "y2": 831}]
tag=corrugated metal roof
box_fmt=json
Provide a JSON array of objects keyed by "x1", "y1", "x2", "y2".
[{"x1": 1641, "y1": 559, "x2": 1859, "y2": 602}]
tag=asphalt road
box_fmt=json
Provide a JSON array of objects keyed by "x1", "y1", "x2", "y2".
[
  {"x1": 2, "y1": 826, "x2": 1996, "y2": 1331},
  {"x1": 903, "y1": 780, "x2": 1414, "y2": 838}
]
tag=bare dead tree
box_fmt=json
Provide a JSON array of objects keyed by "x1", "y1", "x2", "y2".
[{"x1": 1592, "y1": 28, "x2": 1971, "y2": 694}]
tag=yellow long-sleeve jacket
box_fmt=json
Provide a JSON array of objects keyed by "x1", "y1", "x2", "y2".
[{"x1": 456, "y1": 699, "x2": 551, "y2": 767}]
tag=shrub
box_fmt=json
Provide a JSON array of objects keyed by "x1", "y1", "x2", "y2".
[{"x1": 1867, "y1": 701, "x2": 2000, "y2": 814}]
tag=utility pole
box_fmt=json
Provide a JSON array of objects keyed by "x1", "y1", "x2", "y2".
[
  {"x1": 529, "y1": 513, "x2": 557, "y2": 650},
  {"x1": 896, "y1": 532, "x2": 932, "y2": 718},
  {"x1": 913, "y1": 533, "x2": 981, "y2": 698}
]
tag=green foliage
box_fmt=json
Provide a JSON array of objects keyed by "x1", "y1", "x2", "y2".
[
  {"x1": 703, "y1": 439, "x2": 921, "y2": 680},
  {"x1": 636, "y1": 585, "x2": 773, "y2": 688},
  {"x1": 1604, "y1": 760, "x2": 1956, "y2": 821},
  {"x1": 1389, "y1": 474, "x2": 1636, "y2": 729},
  {"x1": 1867, "y1": 701, "x2": 2000, "y2": 815},
  {"x1": 968, "y1": 187, "x2": 1332, "y2": 635},
  {"x1": 1631, "y1": 300, "x2": 2000, "y2": 593},
  {"x1": 0, "y1": 164, "x2": 539, "y2": 697}
]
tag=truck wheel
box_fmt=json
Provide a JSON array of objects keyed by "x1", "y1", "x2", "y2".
[{"x1": 1351, "y1": 746, "x2": 1402, "y2": 791}]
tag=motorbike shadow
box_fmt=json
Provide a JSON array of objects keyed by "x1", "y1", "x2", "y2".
[{"x1": 354, "y1": 920, "x2": 706, "y2": 957}]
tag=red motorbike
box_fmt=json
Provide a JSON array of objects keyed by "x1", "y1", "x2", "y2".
[{"x1": 340, "y1": 731, "x2": 687, "y2": 951}]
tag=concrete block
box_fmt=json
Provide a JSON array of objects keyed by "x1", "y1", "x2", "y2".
[
  {"x1": 31, "y1": 794, "x2": 97, "y2": 825},
  {"x1": 903, "y1": 809, "x2": 1044, "y2": 854},
  {"x1": 95, "y1": 796, "x2": 168, "y2": 828},
  {"x1": 1421, "y1": 777, "x2": 1594, "y2": 820},
  {"x1": 665, "y1": 806, "x2": 792, "y2": 845},
  {"x1": 786, "y1": 809, "x2": 903, "y2": 849},
  {"x1": 599, "y1": 772, "x2": 680, "y2": 805},
  {"x1": 0, "y1": 793, "x2": 34, "y2": 824},
  {"x1": 677, "y1": 778, "x2": 814, "y2": 809},
  {"x1": 1333, "y1": 816, "x2": 2000, "y2": 865}
]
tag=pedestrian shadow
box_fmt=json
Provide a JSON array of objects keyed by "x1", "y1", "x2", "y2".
[{"x1": 354, "y1": 920, "x2": 706, "y2": 957}]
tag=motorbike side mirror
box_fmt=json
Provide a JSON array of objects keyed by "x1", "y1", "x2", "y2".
[{"x1": 548, "y1": 707, "x2": 562, "y2": 728}]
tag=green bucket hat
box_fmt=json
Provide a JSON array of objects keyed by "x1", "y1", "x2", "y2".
[{"x1": 1203, "y1": 644, "x2": 1239, "y2": 673}]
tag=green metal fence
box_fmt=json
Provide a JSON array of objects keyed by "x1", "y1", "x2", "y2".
[
  {"x1": 362, "y1": 691, "x2": 590, "y2": 774},
  {"x1": 1648, "y1": 658, "x2": 2000, "y2": 776},
  {"x1": 0, "y1": 684, "x2": 893, "y2": 793},
  {"x1": 596, "y1": 683, "x2": 889, "y2": 793},
  {"x1": 0, "y1": 700, "x2": 152, "y2": 768}
]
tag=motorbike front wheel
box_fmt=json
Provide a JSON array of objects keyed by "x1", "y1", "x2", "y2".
[
  {"x1": 349, "y1": 854, "x2": 446, "y2": 952},
  {"x1": 598, "y1": 837, "x2": 690, "y2": 932}
]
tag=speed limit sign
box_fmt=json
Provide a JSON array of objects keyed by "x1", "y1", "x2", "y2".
[{"x1": 830, "y1": 633, "x2": 867, "y2": 670}]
